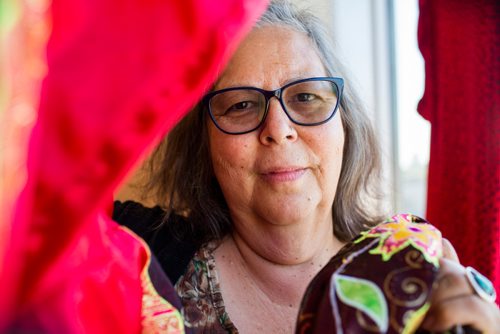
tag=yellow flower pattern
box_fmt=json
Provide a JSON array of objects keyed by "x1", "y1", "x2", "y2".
[{"x1": 354, "y1": 214, "x2": 442, "y2": 267}]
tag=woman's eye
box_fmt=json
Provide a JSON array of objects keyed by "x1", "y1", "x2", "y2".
[
  {"x1": 225, "y1": 101, "x2": 256, "y2": 115},
  {"x1": 295, "y1": 93, "x2": 316, "y2": 102},
  {"x1": 230, "y1": 101, "x2": 251, "y2": 110}
]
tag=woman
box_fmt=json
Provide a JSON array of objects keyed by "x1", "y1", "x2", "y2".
[{"x1": 114, "y1": 1, "x2": 499, "y2": 332}]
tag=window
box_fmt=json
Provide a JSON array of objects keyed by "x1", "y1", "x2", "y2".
[{"x1": 300, "y1": 0, "x2": 429, "y2": 216}]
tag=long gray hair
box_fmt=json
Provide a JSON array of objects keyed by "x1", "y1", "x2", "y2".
[{"x1": 145, "y1": 0, "x2": 384, "y2": 243}]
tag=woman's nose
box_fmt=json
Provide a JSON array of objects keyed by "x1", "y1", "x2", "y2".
[{"x1": 259, "y1": 98, "x2": 298, "y2": 145}]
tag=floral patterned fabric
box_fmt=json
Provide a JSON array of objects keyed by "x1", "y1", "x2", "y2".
[
  {"x1": 175, "y1": 241, "x2": 237, "y2": 333},
  {"x1": 140, "y1": 247, "x2": 185, "y2": 334},
  {"x1": 296, "y1": 214, "x2": 443, "y2": 334}
]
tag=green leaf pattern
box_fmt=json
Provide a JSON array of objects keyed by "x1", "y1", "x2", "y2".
[{"x1": 334, "y1": 274, "x2": 388, "y2": 332}]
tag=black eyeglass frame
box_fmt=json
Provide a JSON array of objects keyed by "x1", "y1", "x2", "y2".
[{"x1": 202, "y1": 76, "x2": 344, "y2": 135}]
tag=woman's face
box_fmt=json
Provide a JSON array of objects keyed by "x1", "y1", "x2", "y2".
[{"x1": 208, "y1": 26, "x2": 344, "y2": 234}]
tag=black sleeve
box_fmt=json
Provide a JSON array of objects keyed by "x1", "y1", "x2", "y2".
[{"x1": 113, "y1": 200, "x2": 198, "y2": 284}]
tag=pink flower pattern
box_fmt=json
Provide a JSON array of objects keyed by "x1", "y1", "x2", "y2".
[{"x1": 354, "y1": 214, "x2": 442, "y2": 266}]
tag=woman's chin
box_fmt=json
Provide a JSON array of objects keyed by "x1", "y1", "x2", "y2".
[{"x1": 255, "y1": 195, "x2": 323, "y2": 225}]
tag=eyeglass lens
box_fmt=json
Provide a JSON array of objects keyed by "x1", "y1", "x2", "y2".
[{"x1": 209, "y1": 79, "x2": 339, "y2": 134}]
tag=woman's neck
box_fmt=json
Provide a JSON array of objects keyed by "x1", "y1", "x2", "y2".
[
  {"x1": 216, "y1": 227, "x2": 343, "y2": 304},
  {"x1": 214, "y1": 232, "x2": 343, "y2": 333}
]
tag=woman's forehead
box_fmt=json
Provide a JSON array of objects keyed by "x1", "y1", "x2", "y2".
[{"x1": 214, "y1": 25, "x2": 326, "y2": 90}]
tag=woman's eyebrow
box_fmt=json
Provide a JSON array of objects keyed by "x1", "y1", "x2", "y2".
[{"x1": 214, "y1": 74, "x2": 320, "y2": 91}]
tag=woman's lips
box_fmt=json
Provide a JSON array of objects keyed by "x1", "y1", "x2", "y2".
[{"x1": 260, "y1": 168, "x2": 307, "y2": 182}]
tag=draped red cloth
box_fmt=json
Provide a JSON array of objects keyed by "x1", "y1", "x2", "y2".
[
  {"x1": 418, "y1": 0, "x2": 500, "y2": 297},
  {"x1": 0, "y1": 0, "x2": 267, "y2": 332}
]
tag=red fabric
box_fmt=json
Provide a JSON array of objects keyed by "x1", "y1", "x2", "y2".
[
  {"x1": 0, "y1": 0, "x2": 267, "y2": 331},
  {"x1": 418, "y1": 0, "x2": 500, "y2": 298}
]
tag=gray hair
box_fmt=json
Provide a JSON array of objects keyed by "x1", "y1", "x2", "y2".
[{"x1": 145, "y1": 0, "x2": 384, "y2": 243}]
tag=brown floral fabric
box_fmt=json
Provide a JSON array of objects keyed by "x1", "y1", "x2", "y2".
[{"x1": 175, "y1": 242, "x2": 238, "y2": 333}]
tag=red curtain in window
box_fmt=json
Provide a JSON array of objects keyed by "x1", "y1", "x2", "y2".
[
  {"x1": 418, "y1": 0, "x2": 500, "y2": 296},
  {"x1": 0, "y1": 0, "x2": 267, "y2": 331}
]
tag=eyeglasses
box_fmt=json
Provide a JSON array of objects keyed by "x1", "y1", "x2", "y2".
[{"x1": 203, "y1": 77, "x2": 344, "y2": 135}]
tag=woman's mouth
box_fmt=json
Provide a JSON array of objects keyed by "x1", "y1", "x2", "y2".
[{"x1": 261, "y1": 167, "x2": 307, "y2": 182}]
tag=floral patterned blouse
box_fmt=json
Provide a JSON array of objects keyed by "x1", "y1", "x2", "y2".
[{"x1": 175, "y1": 241, "x2": 238, "y2": 333}]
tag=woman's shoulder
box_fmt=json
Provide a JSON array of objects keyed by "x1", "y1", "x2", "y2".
[
  {"x1": 113, "y1": 200, "x2": 167, "y2": 234},
  {"x1": 113, "y1": 200, "x2": 200, "y2": 284}
]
